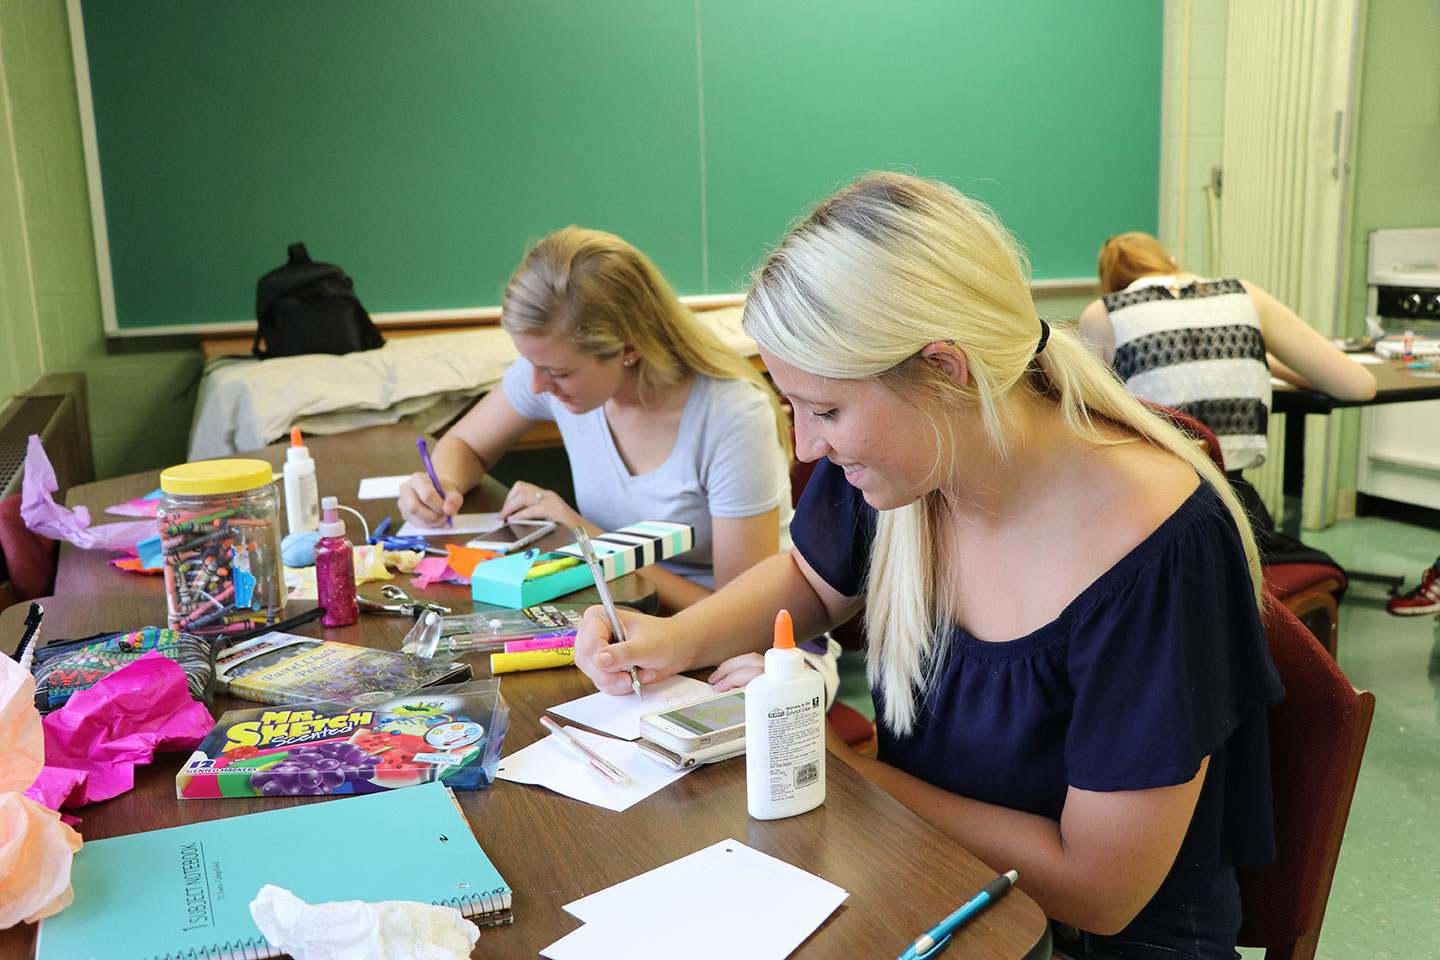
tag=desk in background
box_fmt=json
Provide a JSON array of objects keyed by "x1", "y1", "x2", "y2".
[
  {"x1": 1271, "y1": 356, "x2": 1440, "y2": 541},
  {"x1": 0, "y1": 593, "x2": 1052, "y2": 960}
]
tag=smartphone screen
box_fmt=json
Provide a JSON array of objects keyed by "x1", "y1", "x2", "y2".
[
  {"x1": 659, "y1": 692, "x2": 746, "y2": 735},
  {"x1": 479, "y1": 523, "x2": 535, "y2": 543}
]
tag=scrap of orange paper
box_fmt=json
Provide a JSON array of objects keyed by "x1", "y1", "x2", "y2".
[{"x1": 444, "y1": 544, "x2": 499, "y2": 578}]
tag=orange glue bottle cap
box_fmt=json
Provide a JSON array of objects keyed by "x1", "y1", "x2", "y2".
[
  {"x1": 290, "y1": 425, "x2": 304, "y2": 447},
  {"x1": 773, "y1": 609, "x2": 795, "y2": 649}
]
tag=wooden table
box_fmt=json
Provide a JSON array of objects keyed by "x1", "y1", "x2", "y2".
[
  {"x1": 0, "y1": 596, "x2": 1052, "y2": 960},
  {"x1": 53, "y1": 423, "x2": 657, "y2": 613},
  {"x1": 1271, "y1": 355, "x2": 1440, "y2": 540}
]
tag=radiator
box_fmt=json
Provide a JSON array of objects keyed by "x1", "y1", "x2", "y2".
[{"x1": 0, "y1": 372, "x2": 94, "y2": 502}]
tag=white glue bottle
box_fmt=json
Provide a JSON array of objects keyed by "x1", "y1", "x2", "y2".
[
  {"x1": 745, "y1": 609, "x2": 826, "y2": 819},
  {"x1": 282, "y1": 426, "x2": 320, "y2": 535}
]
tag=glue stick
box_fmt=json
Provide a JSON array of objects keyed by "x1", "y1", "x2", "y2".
[{"x1": 744, "y1": 609, "x2": 825, "y2": 819}]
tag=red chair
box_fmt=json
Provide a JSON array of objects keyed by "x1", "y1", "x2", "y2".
[
  {"x1": 1236, "y1": 600, "x2": 1375, "y2": 960},
  {"x1": 1149, "y1": 404, "x2": 1346, "y2": 658},
  {"x1": 0, "y1": 494, "x2": 57, "y2": 610}
]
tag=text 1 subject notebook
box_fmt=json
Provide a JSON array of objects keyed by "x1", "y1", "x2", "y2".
[{"x1": 36, "y1": 782, "x2": 511, "y2": 960}]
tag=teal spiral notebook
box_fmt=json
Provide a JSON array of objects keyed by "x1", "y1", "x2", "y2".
[{"x1": 36, "y1": 782, "x2": 511, "y2": 960}]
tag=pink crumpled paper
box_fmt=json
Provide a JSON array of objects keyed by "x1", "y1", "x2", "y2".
[
  {"x1": 24, "y1": 651, "x2": 214, "y2": 811},
  {"x1": 0, "y1": 653, "x2": 82, "y2": 928},
  {"x1": 20, "y1": 434, "x2": 156, "y2": 552},
  {"x1": 409, "y1": 555, "x2": 470, "y2": 589}
]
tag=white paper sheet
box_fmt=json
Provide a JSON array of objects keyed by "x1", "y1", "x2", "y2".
[
  {"x1": 547, "y1": 675, "x2": 717, "y2": 740},
  {"x1": 1349, "y1": 354, "x2": 1384, "y2": 364},
  {"x1": 540, "y1": 838, "x2": 849, "y2": 960},
  {"x1": 494, "y1": 725, "x2": 692, "y2": 812},
  {"x1": 396, "y1": 513, "x2": 501, "y2": 538},
  {"x1": 357, "y1": 475, "x2": 410, "y2": 499}
]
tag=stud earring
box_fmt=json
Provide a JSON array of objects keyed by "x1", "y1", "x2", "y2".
[{"x1": 623, "y1": 358, "x2": 637, "y2": 367}]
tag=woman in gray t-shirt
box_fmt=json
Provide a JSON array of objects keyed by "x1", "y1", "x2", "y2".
[{"x1": 398, "y1": 227, "x2": 794, "y2": 613}]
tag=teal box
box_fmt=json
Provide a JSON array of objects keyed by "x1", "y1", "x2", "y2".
[
  {"x1": 469, "y1": 521, "x2": 695, "y2": 607},
  {"x1": 468, "y1": 550, "x2": 594, "y2": 608}
]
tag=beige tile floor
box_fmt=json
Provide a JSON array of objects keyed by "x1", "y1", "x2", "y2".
[{"x1": 833, "y1": 515, "x2": 1440, "y2": 959}]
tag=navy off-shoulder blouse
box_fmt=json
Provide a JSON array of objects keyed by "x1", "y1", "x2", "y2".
[{"x1": 791, "y1": 458, "x2": 1284, "y2": 912}]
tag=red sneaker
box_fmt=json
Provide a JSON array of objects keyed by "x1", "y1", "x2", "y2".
[{"x1": 1387, "y1": 562, "x2": 1440, "y2": 616}]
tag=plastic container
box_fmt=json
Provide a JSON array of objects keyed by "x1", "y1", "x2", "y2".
[
  {"x1": 158, "y1": 458, "x2": 286, "y2": 635},
  {"x1": 316, "y1": 495, "x2": 359, "y2": 627},
  {"x1": 282, "y1": 426, "x2": 320, "y2": 535},
  {"x1": 745, "y1": 609, "x2": 826, "y2": 819}
]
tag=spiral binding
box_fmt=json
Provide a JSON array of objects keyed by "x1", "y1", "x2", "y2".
[
  {"x1": 437, "y1": 887, "x2": 512, "y2": 915},
  {"x1": 147, "y1": 937, "x2": 279, "y2": 960}
]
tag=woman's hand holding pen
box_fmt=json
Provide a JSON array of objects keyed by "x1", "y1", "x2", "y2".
[
  {"x1": 573, "y1": 606, "x2": 687, "y2": 696},
  {"x1": 398, "y1": 472, "x2": 463, "y2": 527}
]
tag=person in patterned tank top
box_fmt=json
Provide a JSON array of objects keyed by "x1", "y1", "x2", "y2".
[{"x1": 1078, "y1": 232, "x2": 1374, "y2": 470}]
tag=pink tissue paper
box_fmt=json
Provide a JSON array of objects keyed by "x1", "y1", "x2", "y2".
[
  {"x1": 409, "y1": 555, "x2": 470, "y2": 589},
  {"x1": 0, "y1": 653, "x2": 82, "y2": 928},
  {"x1": 20, "y1": 434, "x2": 155, "y2": 552},
  {"x1": 25, "y1": 651, "x2": 214, "y2": 811}
]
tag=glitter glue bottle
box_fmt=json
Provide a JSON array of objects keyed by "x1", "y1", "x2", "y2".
[
  {"x1": 315, "y1": 496, "x2": 358, "y2": 627},
  {"x1": 745, "y1": 609, "x2": 826, "y2": 819}
]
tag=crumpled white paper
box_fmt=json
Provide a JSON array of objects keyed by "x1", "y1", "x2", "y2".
[{"x1": 249, "y1": 884, "x2": 479, "y2": 960}]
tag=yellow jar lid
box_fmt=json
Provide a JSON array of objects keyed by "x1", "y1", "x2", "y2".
[{"x1": 160, "y1": 458, "x2": 274, "y2": 496}]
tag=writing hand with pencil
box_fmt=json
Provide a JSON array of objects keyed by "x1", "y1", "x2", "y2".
[
  {"x1": 397, "y1": 471, "x2": 463, "y2": 529},
  {"x1": 572, "y1": 606, "x2": 687, "y2": 697}
]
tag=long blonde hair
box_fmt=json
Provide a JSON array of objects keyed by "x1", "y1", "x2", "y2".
[
  {"x1": 744, "y1": 173, "x2": 1262, "y2": 734},
  {"x1": 501, "y1": 226, "x2": 790, "y2": 456}
]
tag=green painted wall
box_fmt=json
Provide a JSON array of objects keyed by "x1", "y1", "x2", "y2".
[
  {"x1": 1335, "y1": 0, "x2": 1440, "y2": 498},
  {"x1": 0, "y1": 0, "x2": 200, "y2": 479}
]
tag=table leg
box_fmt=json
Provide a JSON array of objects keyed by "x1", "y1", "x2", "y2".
[{"x1": 1282, "y1": 411, "x2": 1306, "y2": 538}]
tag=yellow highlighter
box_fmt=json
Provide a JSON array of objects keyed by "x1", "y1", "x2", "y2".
[
  {"x1": 525, "y1": 557, "x2": 583, "y2": 580},
  {"x1": 490, "y1": 647, "x2": 576, "y2": 674}
]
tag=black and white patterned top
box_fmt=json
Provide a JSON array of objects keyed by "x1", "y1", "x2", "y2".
[{"x1": 1103, "y1": 276, "x2": 1271, "y2": 470}]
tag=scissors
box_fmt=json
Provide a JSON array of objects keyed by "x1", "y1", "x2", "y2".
[{"x1": 356, "y1": 583, "x2": 453, "y2": 618}]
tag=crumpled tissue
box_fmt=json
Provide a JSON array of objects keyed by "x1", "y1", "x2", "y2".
[
  {"x1": 21, "y1": 435, "x2": 155, "y2": 552},
  {"x1": 25, "y1": 651, "x2": 214, "y2": 811},
  {"x1": 0, "y1": 653, "x2": 82, "y2": 928},
  {"x1": 249, "y1": 884, "x2": 480, "y2": 960}
]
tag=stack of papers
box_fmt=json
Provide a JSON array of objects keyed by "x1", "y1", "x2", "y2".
[
  {"x1": 1375, "y1": 336, "x2": 1440, "y2": 359},
  {"x1": 548, "y1": 675, "x2": 717, "y2": 740},
  {"x1": 541, "y1": 839, "x2": 849, "y2": 960},
  {"x1": 495, "y1": 724, "x2": 693, "y2": 812}
]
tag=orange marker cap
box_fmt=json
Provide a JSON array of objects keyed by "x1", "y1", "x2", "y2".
[
  {"x1": 290, "y1": 426, "x2": 304, "y2": 447},
  {"x1": 773, "y1": 609, "x2": 795, "y2": 649}
]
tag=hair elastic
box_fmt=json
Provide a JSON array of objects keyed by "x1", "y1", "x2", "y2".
[{"x1": 1034, "y1": 319, "x2": 1050, "y2": 357}]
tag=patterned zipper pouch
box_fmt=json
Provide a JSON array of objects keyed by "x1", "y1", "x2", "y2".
[{"x1": 30, "y1": 626, "x2": 216, "y2": 714}]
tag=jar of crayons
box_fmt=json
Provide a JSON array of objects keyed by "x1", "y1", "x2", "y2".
[{"x1": 158, "y1": 459, "x2": 286, "y2": 636}]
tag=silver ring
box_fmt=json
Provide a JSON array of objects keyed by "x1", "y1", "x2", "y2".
[{"x1": 533, "y1": 491, "x2": 542, "y2": 504}]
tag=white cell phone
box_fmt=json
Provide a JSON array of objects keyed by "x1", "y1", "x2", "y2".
[
  {"x1": 638, "y1": 689, "x2": 746, "y2": 754},
  {"x1": 637, "y1": 735, "x2": 745, "y2": 770},
  {"x1": 465, "y1": 520, "x2": 556, "y2": 554}
]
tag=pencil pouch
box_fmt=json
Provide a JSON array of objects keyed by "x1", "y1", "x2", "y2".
[{"x1": 29, "y1": 626, "x2": 216, "y2": 714}]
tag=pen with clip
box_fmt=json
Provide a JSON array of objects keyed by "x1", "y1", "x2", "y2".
[
  {"x1": 539, "y1": 715, "x2": 632, "y2": 788},
  {"x1": 897, "y1": 869, "x2": 1019, "y2": 960},
  {"x1": 415, "y1": 436, "x2": 452, "y2": 528},
  {"x1": 572, "y1": 526, "x2": 644, "y2": 700}
]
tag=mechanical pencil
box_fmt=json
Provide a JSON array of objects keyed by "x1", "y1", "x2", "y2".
[{"x1": 539, "y1": 715, "x2": 632, "y2": 787}]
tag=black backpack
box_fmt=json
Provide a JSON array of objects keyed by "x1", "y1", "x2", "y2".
[{"x1": 252, "y1": 242, "x2": 385, "y2": 359}]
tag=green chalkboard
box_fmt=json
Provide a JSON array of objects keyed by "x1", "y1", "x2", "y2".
[{"x1": 74, "y1": 1, "x2": 1161, "y2": 333}]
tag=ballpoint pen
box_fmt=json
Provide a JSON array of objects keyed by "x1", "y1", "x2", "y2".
[
  {"x1": 415, "y1": 436, "x2": 453, "y2": 528},
  {"x1": 539, "y1": 715, "x2": 632, "y2": 788},
  {"x1": 897, "y1": 869, "x2": 1019, "y2": 960},
  {"x1": 572, "y1": 526, "x2": 644, "y2": 700}
]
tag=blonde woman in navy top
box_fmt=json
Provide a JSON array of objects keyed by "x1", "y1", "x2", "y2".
[{"x1": 575, "y1": 173, "x2": 1285, "y2": 959}]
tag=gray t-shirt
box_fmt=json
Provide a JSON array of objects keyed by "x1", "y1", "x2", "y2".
[{"x1": 502, "y1": 358, "x2": 793, "y2": 588}]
